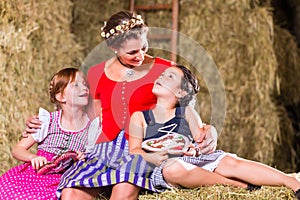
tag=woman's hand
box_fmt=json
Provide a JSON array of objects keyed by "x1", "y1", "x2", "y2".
[
  {"x1": 30, "y1": 155, "x2": 48, "y2": 170},
  {"x1": 22, "y1": 115, "x2": 42, "y2": 138},
  {"x1": 195, "y1": 125, "x2": 218, "y2": 154}
]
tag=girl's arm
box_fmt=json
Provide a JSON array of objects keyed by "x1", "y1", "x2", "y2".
[
  {"x1": 129, "y1": 111, "x2": 168, "y2": 166},
  {"x1": 185, "y1": 106, "x2": 218, "y2": 154},
  {"x1": 12, "y1": 135, "x2": 48, "y2": 169}
]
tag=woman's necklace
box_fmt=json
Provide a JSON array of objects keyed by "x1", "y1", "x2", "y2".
[{"x1": 117, "y1": 56, "x2": 135, "y2": 77}]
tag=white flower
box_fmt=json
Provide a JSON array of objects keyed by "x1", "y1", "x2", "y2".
[{"x1": 116, "y1": 25, "x2": 122, "y2": 31}]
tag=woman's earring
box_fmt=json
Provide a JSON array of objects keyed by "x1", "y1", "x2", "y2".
[{"x1": 114, "y1": 51, "x2": 117, "y2": 54}]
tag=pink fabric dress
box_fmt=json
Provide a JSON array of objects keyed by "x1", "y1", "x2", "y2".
[{"x1": 0, "y1": 109, "x2": 90, "y2": 200}]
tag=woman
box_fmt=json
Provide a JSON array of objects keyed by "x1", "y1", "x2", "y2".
[{"x1": 24, "y1": 11, "x2": 218, "y2": 200}]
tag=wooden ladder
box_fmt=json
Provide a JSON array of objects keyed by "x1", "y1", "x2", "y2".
[{"x1": 129, "y1": 0, "x2": 179, "y2": 62}]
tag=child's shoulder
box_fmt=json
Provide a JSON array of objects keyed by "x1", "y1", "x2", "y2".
[
  {"x1": 131, "y1": 110, "x2": 148, "y2": 122},
  {"x1": 132, "y1": 110, "x2": 144, "y2": 117}
]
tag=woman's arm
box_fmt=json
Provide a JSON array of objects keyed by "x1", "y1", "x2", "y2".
[
  {"x1": 22, "y1": 115, "x2": 41, "y2": 137},
  {"x1": 129, "y1": 111, "x2": 168, "y2": 166},
  {"x1": 86, "y1": 99, "x2": 102, "y2": 121},
  {"x1": 12, "y1": 135, "x2": 48, "y2": 169},
  {"x1": 185, "y1": 106, "x2": 205, "y2": 141},
  {"x1": 185, "y1": 106, "x2": 218, "y2": 154}
]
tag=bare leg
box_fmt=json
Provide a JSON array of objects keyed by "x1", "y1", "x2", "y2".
[
  {"x1": 110, "y1": 182, "x2": 141, "y2": 200},
  {"x1": 61, "y1": 187, "x2": 102, "y2": 200},
  {"x1": 215, "y1": 156, "x2": 300, "y2": 192},
  {"x1": 162, "y1": 159, "x2": 247, "y2": 188}
]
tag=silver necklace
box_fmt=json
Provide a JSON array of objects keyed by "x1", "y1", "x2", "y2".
[
  {"x1": 126, "y1": 69, "x2": 135, "y2": 77},
  {"x1": 117, "y1": 56, "x2": 135, "y2": 77}
]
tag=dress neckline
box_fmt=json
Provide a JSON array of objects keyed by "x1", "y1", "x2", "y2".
[
  {"x1": 103, "y1": 57, "x2": 157, "y2": 83},
  {"x1": 57, "y1": 110, "x2": 91, "y2": 134}
]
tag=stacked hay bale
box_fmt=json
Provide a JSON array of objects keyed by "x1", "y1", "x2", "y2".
[
  {"x1": 71, "y1": 0, "x2": 128, "y2": 55},
  {"x1": 0, "y1": 0, "x2": 83, "y2": 175},
  {"x1": 2, "y1": 0, "x2": 299, "y2": 176},
  {"x1": 177, "y1": 0, "x2": 286, "y2": 169},
  {"x1": 272, "y1": 25, "x2": 300, "y2": 171}
]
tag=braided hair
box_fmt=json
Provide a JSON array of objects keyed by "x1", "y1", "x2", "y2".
[{"x1": 175, "y1": 65, "x2": 200, "y2": 107}]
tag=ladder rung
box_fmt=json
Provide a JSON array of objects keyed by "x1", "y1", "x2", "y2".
[
  {"x1": 148, "y1": 34, "x2": 172, "y2": 40},
  {"x1": 134, "y1": 4, "x2": 172, "y2": 10}
]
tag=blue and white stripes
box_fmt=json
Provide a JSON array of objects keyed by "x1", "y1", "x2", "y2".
[{"x1": 56, "y1": 131, "x2": 155, "y2": 199}]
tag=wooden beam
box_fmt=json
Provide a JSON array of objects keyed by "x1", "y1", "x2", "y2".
[
  {"x1": 134, "y1": 4, "x2": 172, "y2": 11},
  {"x1": 129, "y1": 0, "x2": 135, "y2": 12},
  {"x1": 171, "y1": 0, "x2": 178, "y2": 62},
  {"x1": 148, "y1": 34, "x2": 172, "y2": 40}
]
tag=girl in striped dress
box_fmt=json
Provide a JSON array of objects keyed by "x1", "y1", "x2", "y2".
[{"x1": 0, "y1": 68, "x2": 92, "y2": 200}]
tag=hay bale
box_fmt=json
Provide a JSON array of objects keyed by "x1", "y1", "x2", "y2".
[
  {"x1": 71, "y1": 0, "x2": 128, "y2": 56},
  {"x1": 138, "y1": 186, "x2": 295, "y2": 200},
  {"x1": 2, "y1": 0, "x2": 298, "y2": 176},
  {"x1": 177, "y1": 0, "x2": 283, "y2": 167},
  {"x1": 272, "y1": 25, "x2": 300, "y2": 171},
  {"x1": 0, "y1": 0, "x2": 83, "y2": 175}
]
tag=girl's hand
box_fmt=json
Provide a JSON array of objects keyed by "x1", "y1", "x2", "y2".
[
  {"x1": 76, "y1": 151, "x2": 86, "y2": 161},
  {"x1": 183, "y1": 144, "x2": 201, "y2": 157},
  {"x1": 147, "y1": 151, "x2": 169, "y2": 166},
  {"x1": 22, "y1": 115, "x2": 42, "y2": 137},
  {"x1": 30, "y1": 155, "x2": 48, "y2": 170}
]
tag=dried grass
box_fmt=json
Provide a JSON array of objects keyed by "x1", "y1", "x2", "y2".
[
  {"x1": 272, "y1": 25, "x2": 300, "y2": 171},
  {"x1": 96, "y1": 181, "x2": 298, "y2": 200},
  {"x1": 177, "y1": 0, "x2": 290, "y2": 170},
  {"x1": 0, "y1": 0, "x2": 83, "y2": 174},
  {"x1": 71, "y1": 0, "x2": 128, "y2": 55},
  {"x1": 1, "y1": 0, "x2": 299, "y2": 199}
]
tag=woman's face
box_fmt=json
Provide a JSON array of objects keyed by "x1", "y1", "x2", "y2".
[{"x1": 117, "y1": 35, "x2": 148, "y2": 67}]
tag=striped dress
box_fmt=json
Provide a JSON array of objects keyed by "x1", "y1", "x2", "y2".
[
  {"x1": 0, "y1": 109, "x2": 90, "y2": 200},
  {"x1": 56, "y1": 131, "x2": 155, "y2": 198}
]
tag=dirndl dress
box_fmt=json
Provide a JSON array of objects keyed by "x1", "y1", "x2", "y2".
[
  {"x1": 151, "y1": 150, "x2": 237, "y2": 191},
  {"x1": 56, "y1": 131, "x2": 155, "y2": 199},
  {"x1": 0, "y1": 150, "x2": 62, "y2": 200}
]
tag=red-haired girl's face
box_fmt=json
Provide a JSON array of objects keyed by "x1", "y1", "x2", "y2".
[{"x1": 63, "y1": 72, "x2": 89, "y2": 107}]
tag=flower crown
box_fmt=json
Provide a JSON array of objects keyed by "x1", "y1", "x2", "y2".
[{"x1": 100, "y1": 15, "x2": 144, "y2": 39}]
